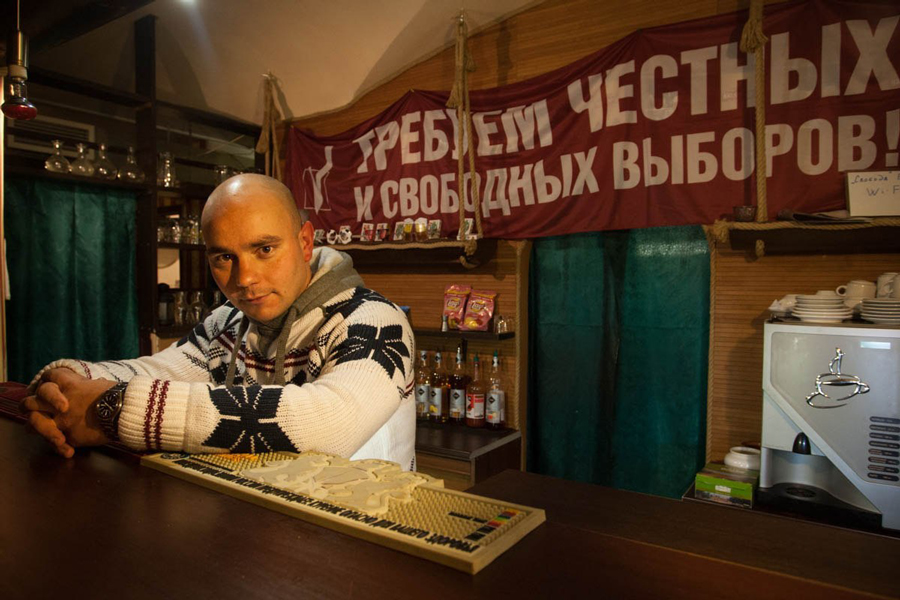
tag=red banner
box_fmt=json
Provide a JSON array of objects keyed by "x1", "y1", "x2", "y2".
[{"x1": 285, "y1": 0, "x2": 900, "y2": 239}]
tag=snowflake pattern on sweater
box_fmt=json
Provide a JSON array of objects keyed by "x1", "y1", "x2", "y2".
[{"x1": 34, "y1": 284, "x2": 416, "y2": 461}]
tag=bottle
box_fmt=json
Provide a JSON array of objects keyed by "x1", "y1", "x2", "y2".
[
  {"x1": 486, "y1": 351, "x2": 506, "y2": 429},
  {"x1": 430, "y1": 351, "x2": 450, "y2": 423},
  {"x1": 415, "y1": 350, "x2": 431, "y2": 421},
  {"x1": 466, "y1": 354, "x2": 486, "y2": 428},
  {"x1": 448, "y1": 346, "x2": 469, "y2": 424}
]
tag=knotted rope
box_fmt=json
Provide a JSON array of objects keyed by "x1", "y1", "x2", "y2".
[
  {"x1": 256, "y1": 72, "x2": 283, "y2": 180},
  {"x1": 447, "y1": 11, "x2": 483, "y2": 265},
  {"x1": 740, "y1": 0, "x2": 768, "y2": 257}
]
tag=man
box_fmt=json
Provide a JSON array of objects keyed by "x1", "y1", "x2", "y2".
[{"x1": 20, "y1": 174, "x2": 417, "y2": 469}]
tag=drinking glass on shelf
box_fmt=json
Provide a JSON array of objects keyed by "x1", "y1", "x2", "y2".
[
  {"x1": 182, "y1": 216, "x2": 201, "y2": 244},
  {"x1": 173, "y1": 291, "x2": 187, "y2": 327},
  {"x1": 157, "y1": 152, "x2": 178, "y2": 188},
  {"x1": 118, "y1": 146, "x2": 146, "y2": 183},
  {"x1": 188, "y1": 291, "x2": 208, "y2": 325},
  {"x1": 70, "y1": 143, "x2": 95, "y2": 176},
  {"x1": 94, "y1": 143, "x2": 118, "y2": 180},
  {"x1": 214, "y1": 165, "x2": 232, "y2": 184},
  {"x1": 44, "y1": 140, "x2": 71, "y2": 173},
  {"x1": 161, "y1": 216, "x2": 181, "y2": 243}
]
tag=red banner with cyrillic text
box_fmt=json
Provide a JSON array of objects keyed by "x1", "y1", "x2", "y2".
[{"x1": 285, "y1": 0, "x2": 900, "y2": 239}]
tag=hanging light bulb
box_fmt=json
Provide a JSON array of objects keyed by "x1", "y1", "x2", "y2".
[{"x1": 2, "y1": 2, "x2": 37, "y2": 121}]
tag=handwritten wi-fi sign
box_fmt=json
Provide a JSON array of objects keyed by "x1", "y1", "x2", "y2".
[{"x1": 847, "y1": 171, "x2": 900, "y2": 217}]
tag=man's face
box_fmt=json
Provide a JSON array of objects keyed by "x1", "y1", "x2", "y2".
[{"x1": 204, "y1": 192, "x2": 314, "y2": 322}]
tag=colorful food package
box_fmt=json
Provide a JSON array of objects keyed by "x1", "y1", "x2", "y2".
[
  {"x1": 443, "y1": 284, "x2": 472, "y2": 330},
  {"x1": 460, "y1": 290, "x2": 497, "y2": 331}
]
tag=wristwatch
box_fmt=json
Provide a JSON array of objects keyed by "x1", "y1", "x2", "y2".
[{"x1": 95, "y1": 382, "x2": 128, "y2": 442}]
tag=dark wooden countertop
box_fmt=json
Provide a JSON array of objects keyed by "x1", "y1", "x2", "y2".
[{"x1": 2, "y1": 416, "x2": 897, "y2": 599}]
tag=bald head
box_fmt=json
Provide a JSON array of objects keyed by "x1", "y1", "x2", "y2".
[{"x1": 202, "y1": 173, "x2": 305, "y2": 234}]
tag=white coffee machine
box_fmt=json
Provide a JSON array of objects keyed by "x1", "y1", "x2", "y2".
[{"x1": 760, "y1": 322, "x2": 900, "y2": 531}]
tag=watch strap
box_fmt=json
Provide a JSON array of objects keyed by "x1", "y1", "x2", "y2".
[{"x1": 95, "y1": 382, "x2": 128, "y2": 442}]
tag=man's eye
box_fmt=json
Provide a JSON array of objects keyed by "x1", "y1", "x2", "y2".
[
  {"x1": 213, "y1": 254, "x2": 233, "y2": 264},
  {"x1": 260, "y1": 246, "x2": 274, "y2": 255}
]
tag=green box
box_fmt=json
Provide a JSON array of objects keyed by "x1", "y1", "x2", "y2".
[{"x1": 694, "y1": 462, "x2": 759, "y2": 508}]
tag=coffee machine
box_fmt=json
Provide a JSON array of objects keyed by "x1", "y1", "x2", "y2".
[{"x1": 760, "y1": 322, "x2": 900, "y2": 531}]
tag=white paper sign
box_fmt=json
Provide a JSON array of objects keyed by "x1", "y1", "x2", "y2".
[{"x1": 846, "y1": 171, "x2": 900, "y2": 217}]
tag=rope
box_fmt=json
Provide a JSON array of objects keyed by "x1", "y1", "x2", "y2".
[
  {"x1": 447, "y1": 12, "x2": 483, "y2": 246},
  {"x1": 740, "y1": 0, "x2": 768, "y2": 257},
  {"x1": 702, "y1": 225, "x2": 718, "y2": 461},
  {"x1": 256, "y1": 72, "x2": 283, "y2": 180}
]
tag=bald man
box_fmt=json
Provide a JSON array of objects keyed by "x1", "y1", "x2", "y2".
[{"x1": 20, "y1": 174, "x2": 417, "y2": 469}]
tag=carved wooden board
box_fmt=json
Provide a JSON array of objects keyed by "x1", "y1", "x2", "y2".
[{"x1": 142, "y1": 451, "x2": 545, "y2": 574}]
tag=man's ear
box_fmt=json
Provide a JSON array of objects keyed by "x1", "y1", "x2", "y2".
[{"x1": 299, "y1": 221, "x2": 315, "y2": 261}]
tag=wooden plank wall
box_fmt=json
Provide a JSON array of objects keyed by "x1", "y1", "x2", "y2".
[{"x1": 707, "y1": 244, "x2": 900, "y2": 460}]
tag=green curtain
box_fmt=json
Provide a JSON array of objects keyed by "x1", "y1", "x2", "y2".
[
  {"x1": 528, "y1": 226, "x2": 709, "y2": 498},
  {"x1": 4, "y1": 177, "x2": 139, "y2": 383}
]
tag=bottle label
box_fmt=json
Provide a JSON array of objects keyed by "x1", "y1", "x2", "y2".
[
  {"x1": 429, "y1": 387, "x2": 444, "y2": 416},
  {"x1": 466, "y1": 393, "x2": 485, "y2": 419},
  {"x1": 415, "y1": 384, "x2": 430, "y2": 416},
  {"x1": 450, "y1": 388, "x2": 466, "y2": 418},
  {"x1": 487, "y1": 390, "x2": 505, "y2": 424}
]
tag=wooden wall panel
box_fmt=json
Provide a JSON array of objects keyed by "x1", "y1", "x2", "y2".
[
  {"x1": 282, "y1": 0, "x2": 769, "y2": 138},
  {"x1": 707, "y1": 245, "x2": 900, "y2": 460}
]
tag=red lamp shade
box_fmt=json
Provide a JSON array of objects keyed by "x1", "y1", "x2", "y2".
[
  {"x1": 2, "y1": 78, "x2": 37, "y2": 120},
  {"x1": 2, "y1": 96, "x2": 37, "y2": 120}
]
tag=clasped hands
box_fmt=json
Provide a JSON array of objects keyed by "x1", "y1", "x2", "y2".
[{"x1": 19, "y1": 368, "x2": 116, "y2": 458}]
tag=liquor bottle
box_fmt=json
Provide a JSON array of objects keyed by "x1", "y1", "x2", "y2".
[
  {"x1": 448, "y1": 346, "x2": 469, "y2": 424},
  {"x1": 486, "y1": 350, "x2": 506, "y2": 429},
  {"x1": 466, "y1": 354, "x2": 486, "y2": 428},
  {"x1": 430, "y1": 351, "x2": 450, "y2": 423},
  {"x1": 415, "y1": 350, "x2": 431, "y2": 421}
]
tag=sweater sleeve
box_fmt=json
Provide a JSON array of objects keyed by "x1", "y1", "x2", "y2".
[
  {"x1": 116, "y1": 298, "x2": 415, "y2": 457},
  {"x1": 26, "y1": 305, "x2": 240, "y2": 392}
]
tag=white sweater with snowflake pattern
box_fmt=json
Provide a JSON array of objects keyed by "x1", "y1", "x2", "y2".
[{"x1": 31, "y1": 249, "x2": 417, "y2": 470}]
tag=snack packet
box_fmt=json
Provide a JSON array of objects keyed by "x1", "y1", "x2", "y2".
[
  {"x1": 443, "y1": 284, "x2": 471, "y2": 330},
  {"x1": 460, "y1": 290, "x2": 497, "y2": 331}
]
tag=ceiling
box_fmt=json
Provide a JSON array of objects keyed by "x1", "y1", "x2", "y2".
[{"x1": 7, "y1": 0, "x2": 540, "y2": 126}]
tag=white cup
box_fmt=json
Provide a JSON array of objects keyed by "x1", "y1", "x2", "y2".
[
  {"x1": 836, "y1": 280, "x2": 876, "y2": 298},
  {"x1": 724, "y1": 446, "x2": 761, "y2": 471},
  {"x1": 816, "y1": 290, "x2": 839, "y2": 296},
  {"x1": 893, "y1": 274, "x2": 900, "y2": 299},
  {"x1": 877, "y1": 272, "x2": 898, "y2": 298}
]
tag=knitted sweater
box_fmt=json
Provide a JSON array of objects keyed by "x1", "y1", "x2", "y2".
[{"x1": 32, "y1": 248, "x2": 417, "y2": 469}]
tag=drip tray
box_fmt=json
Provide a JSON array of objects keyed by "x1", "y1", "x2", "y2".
[{"x1": 758, "y1": 483, "x2": 882, "y2": 531}]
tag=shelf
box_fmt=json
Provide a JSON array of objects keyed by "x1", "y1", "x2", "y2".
[
  {"x1": 415, "y1": 420, "x2": 520, "y2": 461},
  {"x1": 714, "y1": 219, "x2": 900, "y2": 255},
  {"x1": 326, "y1": 238, "x2": 498, "y2": 271},
  {"x1": 155, "y1": 182, "x2": 216, "y2": 198},
  {"x1": 28, "y1": 66, "x2": 151, "y2": 107},
  {"x1": 3, "y1": 156, "x2": 149, "y2": 192},
  {"x1": 155, "y1": 325, "x2": 193, "y2": 339},
  {"x1": 157, "y1": 242, "x2": 205, "y2": 251},
  {"x1": 413, "y1": 328, "x2": 514, "y2": 341}
]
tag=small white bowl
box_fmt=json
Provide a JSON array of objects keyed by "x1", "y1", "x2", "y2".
[{"x1": 724, "y1": 446, "x2": 761, "y2": 471}]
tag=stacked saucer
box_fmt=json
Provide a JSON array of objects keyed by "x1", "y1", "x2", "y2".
[
  {"x1": 792, "y1": 295, "x2": 853, "y2": 323},
  {"x1": 860, "y1": 298, "x2": 900, "y2": 324}
]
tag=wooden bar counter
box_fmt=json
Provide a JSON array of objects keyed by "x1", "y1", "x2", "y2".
[{"x1": 1, "y1": 416, "x2": 896, "y2": 599}]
